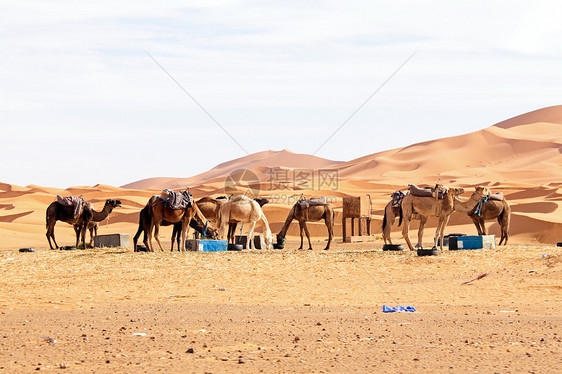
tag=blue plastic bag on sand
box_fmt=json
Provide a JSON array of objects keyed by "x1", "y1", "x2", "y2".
[{"x1": 382, "y1": 305, "x2": 416, "y2": 313}]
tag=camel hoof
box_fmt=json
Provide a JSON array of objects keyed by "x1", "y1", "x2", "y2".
[{"x1": 308, "y1": 248, "x2": 313, "y2": 251}]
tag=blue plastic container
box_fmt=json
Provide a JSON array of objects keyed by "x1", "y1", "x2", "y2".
[{"x1": 185, "y1": 239, "x2": 228, "y2": 252}]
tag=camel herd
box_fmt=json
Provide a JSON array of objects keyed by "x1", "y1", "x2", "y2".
[{"x1": 45, "y1": 184, "x2": 511, "y2": 251}]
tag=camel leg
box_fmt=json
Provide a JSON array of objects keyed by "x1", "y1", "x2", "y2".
[
  {"x1": 246, "y1": 221, "x2": 257, "y2": 250},
  {"x1": 298, "y1": 222, "x2": 304, "y2": 250},
  {"x1": 46, "y1": 225, "x2": 58, "y2": 250},
  {"x1": 170, "y1": 225, "x2": 177, "y2": 252},
  {"x1": 88, "y1": 226, "x2": 95, "y2": 248},
  {"x1": 324, "y1": 217, "x2": 333, "y2": 251},
  {"x1": 498, "y1": 214, "x2": 509, "y2": 245},
  {"x1": 417, "y1": 216, "x2": 427, "y2": 248},
  {"x1": 382, "y1": 207, "x2": 395, "y2": 245},
  {"x1": 228, "y1": 223, "x2": 237, "y2": 244},
  {"x1": 78, "y1": 222, "x2": 87, "y2": 249},
  {"x1": 435, "y1": 216, "x2": 450, "y2": 250},
  {"x1": 471, "y1": 217, "x2": 482, "y2": 236},
  {"x1": 302, "y1": 222, "x2": 313, "y2": 250},
  {"x1": 147, "y1": 219, "x2": 154, "y2": 252},
  {"x1": 402, "y1": 217, "x2": 415, "y2": 251},
  {"x1": 153, "y1": 224, "x2": 164, "y2": 251},
  {"x1": 179, "y1": 220, "x2": 188, "y2": 252},
  {"x1": 133, "y1": 223, "x2": 143, "y2": 252},
  {"x1": 74, "y1": 225, "x2": 82, "y2": 249},
  {"x1": 479, "y1": 218, "x2": 487, "y2": 235}
]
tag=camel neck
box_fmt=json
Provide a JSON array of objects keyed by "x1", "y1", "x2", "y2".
[
  {"x1": 92, "y1": 206, "x2": 112, "y2": 222},
  {"x1": 454, "y1": 192, "x2": 483, "y2": 213},
  {"x1": 278, "y1": 205, "x2": 295, "y2": 238}
]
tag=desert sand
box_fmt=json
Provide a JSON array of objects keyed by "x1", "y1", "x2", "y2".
[{"x1": 0, "y1": 106, "x2": 561, "y2": 372}]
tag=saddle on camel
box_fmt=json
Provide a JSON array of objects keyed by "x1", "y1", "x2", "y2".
[{"x1": 160, "y1": 189, "x2": 193, "y2": 210}]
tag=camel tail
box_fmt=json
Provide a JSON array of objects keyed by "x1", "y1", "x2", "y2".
[
  {"x1": 398, "y1": 205, "x2": 403, "y2": 227},
  {"x1": 382, "y1": 209, "x2": 388, "y2": 231}
]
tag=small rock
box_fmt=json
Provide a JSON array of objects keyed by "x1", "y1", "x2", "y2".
[
  {"x1": 284, "y1": 353, "x2": 292, "y2": 357},
  {"x1": 186, "y1": 348, "x2": 194, "y2": 354},
  {"x1": 238, "y1": 358, "x2": 246, "y2": 364},
  {"x1": 106, "y1": 360, "x2": 111, "y2": 364},
  {"x1": 218, "y1": 287, "x2": 226, "y2": 291},
  {"x1": 487, "y1": 311, "x2": 493, "y2": 315},
  {"x1": 221, "y1": 357, "x2": 230, "y2": 361},
  {"x1": 59, "y1": 363, "x2": 68, "y2": 369},
  {"x1": 130, "y1": 319, "x2": 138, "y2": 322}
]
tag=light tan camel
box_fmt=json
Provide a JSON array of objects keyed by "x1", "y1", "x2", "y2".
[
  {"x1": 276, "y1": 201, "x2": 334, "y2": 250},
  {"x1": 401, "y1": 187, "x2": 489, "y2": 250},
  {"x1": 467, "y1": 197, "x2": 511, "y2": 245},
  {"x1": 219, "y1": 195, "x2": 273, "y2": 249},
  {"x1": 382, "y1": 197, "x2": 427, "y2": 247},
  {"x1": 147, "y1": 197, "x2": 208, "y2": 252}
]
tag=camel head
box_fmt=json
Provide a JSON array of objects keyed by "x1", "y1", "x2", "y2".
[
  {"x1": 474, "y1": 186, "x2": 489, "y2": 198},
  {"x1": 205, "y1": 225, "x2": 219, "y2": 239},
  {"x1": 104, "y1": 199, "x2": 122, "y2": 211},
  {"x1": 254, "y1": 198, "x2": 269, "y2": 207},
  {"x1": 263, "y1": 228, "x2": 273, "y2": 249},
  {"x1": 449, "y1": 187, "x2": 465, "y2": 198}
]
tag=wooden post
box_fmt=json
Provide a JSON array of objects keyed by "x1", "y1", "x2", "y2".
[
  {"x1": 358, "y1": 217, "x2": 362, "y2": 236},
  {"x1": 351, "y1": 218, "x2": 355, "y2": 237},
  {"x1": 342, "y1": 217, "x2": 347, "y2": 243}
]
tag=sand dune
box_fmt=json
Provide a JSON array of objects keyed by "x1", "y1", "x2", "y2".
[{"x1": 1, "y1": 106, "x2": 562, "y2": 249}]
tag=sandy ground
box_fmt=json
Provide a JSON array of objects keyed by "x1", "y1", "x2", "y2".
[{"x1": 1, "y1": 239, "x2": 560, "y2": 373}]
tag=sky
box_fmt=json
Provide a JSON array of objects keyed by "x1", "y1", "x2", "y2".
[{"x1": 1, "y1": 1, "x2": 562, "y2": 188}]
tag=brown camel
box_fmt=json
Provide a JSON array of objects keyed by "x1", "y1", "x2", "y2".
[
  {"x1": 219, "y1": 195, "x2": 273, "y2": 249},
  {"x1": 133, "y1": 198, "x2": 217, "y2": 252},
  {"x1": 74, "y1": 199, "x2": 122, "y2": 248},
  {"x1": 276, "y1": 200, "x2": 334, "y2": 250},
  {"x1": 382, "y1": 196, "x2": 427, "y2": 247},
  {"x1": 466, "y1": 194, "x2": 511, "y2": 245},
  {"x1": 147, "y1": 196, "x2": 209, "y2": 252},
  {"x1": 46, "y1": 199, "x2": 117, "y2": 249},
  {"x1": 401, "y1": 187, "x2": 489, "y2": 251}
]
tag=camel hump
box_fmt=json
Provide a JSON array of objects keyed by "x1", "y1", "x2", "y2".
[
  {"x1": 298, "y1": 197, "x2": 328, "y2": 208},
  {"x1": 163, "y1": 189, "x2": 193, "y2": 210},
  {"x1": 230, "y1": 195, "x2": 252, "y2": 203},
  {"x1": 408, "y1": 184, "x2": 447, "y2": 199},
  {"x1": 56, "y1": 195, "x2": 85, "y2": 217},
  {"x1": 488, "y1": 192, "x2": 504, "y2": 201}
]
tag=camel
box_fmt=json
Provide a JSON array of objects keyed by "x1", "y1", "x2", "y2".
[
  {"x1": 133, "y1": 198, "x2": 217, "y2": 252},
  {"x1": 46, "y1": 198, "x2": 119, "y2": 249},
  {"x1": 147, "y1": 194, "x2": 209, "y2": 252},
  {"x1": 400, "y1": 186, "x2": 489, "y2": 251},
  {"x1": 219, "y1": 195, "x2": 273, "y2": 249},
  {"x1": 227, "y1": 197, "x2": 269, "y2": 243},
  {"x1": 196, "y1": 196, "x2": 269, "y2": 243},
  {"x1": 74, "y1": 199, "x2": 122, "y2": 248},
  {"x1": 466, "y1": 194, "x2": 511, "y2": 245},
  {"x1": 382, "y1": 195, "x2": 427, "y2": 248},
  {"x1": 276, "y1": 199, "x2": 334, "y2": 250}
]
